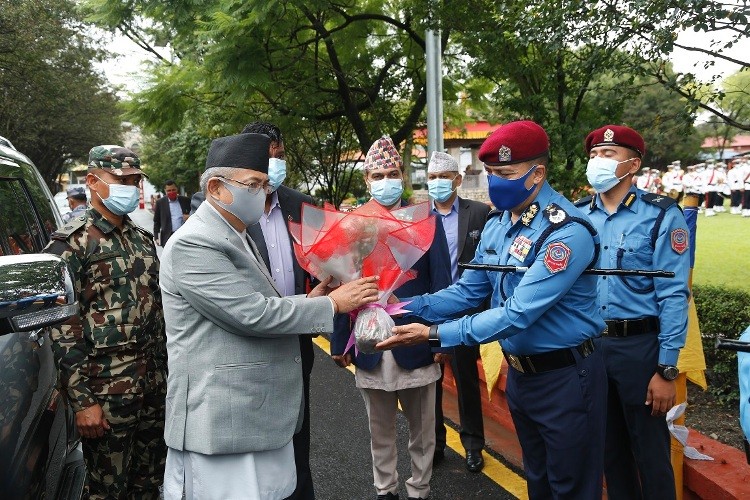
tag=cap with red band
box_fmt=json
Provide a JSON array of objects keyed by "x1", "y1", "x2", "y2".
[
  {"x1": 585, "y1": 125, "x2": 645, "y2": 157},
  {"x1": 478, "y1": 120, "x2": 549, "y2": 166}
]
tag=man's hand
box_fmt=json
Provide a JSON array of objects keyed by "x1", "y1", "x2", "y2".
[
  {"x1": 328, "y1": 277, "x2": 380, "y2": 313},
  {"x1": 376, "y1": 323, "x2": 430, "y2": 350},
  {"x1": 182, "y1": 213, "x2": 190, "y2": 221},
  {"x1": 308, "y1": 276, "x2": 334, "y2": 298},
  {"x1": 332, "y1": 353, "x2": 352, "y2": 368},
  {"x1": 645, "y1": 374, "x2": 676, "y2": 416},
  {"x1": 433, "y1": 352, "x2": 452, "y2": 364},
  {"x1": 76, "y1": 403, "x2": 110, "y2": 439}
]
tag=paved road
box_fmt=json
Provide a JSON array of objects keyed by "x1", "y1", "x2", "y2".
[
  {"x1": 129, "y1": 207, "x2": 526, "y2": 499},
  {"x1": 307, "y1": 340, "x2": 523, "y2": 499}
]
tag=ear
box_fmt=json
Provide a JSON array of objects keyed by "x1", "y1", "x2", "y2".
[
  {"x1": 627, "y1": 158, "x2": 641, "y2": 175},
  {"x1": 455, "y1": 174, "x2": 463, "y2": 188},
  {"x1": 532, "y1": 164, "x2": 546, "y2": 183},
  {"x1": 85, "y1": 172, "x2": 98, "y2": 188},
  {"x1": 206, "y1": 177, "x2": 223, "y2": 197}
]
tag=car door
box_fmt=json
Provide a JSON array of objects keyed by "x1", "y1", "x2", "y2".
[{"x1": 0, "y1": 174, "x2": 62, "y2": 497}]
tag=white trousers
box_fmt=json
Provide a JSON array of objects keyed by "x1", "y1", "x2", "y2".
[
  {"x1": 360, "y1": 382, "x2": 436, "y2": 499},
  {"x1": 163, "y1": 441, "x2": 296, "y2": 500}
]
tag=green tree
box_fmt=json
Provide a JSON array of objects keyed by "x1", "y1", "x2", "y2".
[
  {"x1": 0, "y1": 0, "x2": 122, "y2": 186},
  {"x1": 620, "y1": 80, "x2": 702, "y2": 168}
]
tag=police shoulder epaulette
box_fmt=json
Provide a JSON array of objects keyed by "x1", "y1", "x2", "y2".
[
  {"x1": 573, "y1": 195, "x2": 592, "y2": 208},
  {"x1": 542, "y1": 203, "x2": 570, "y2": 226},
  {"x1": 641, "y1": 192, "x2": 678, "y2": 210},
  {"x1": 50, "y1": 215, "x2": 87, "y2": 241},
  {"x1": 487, "y1": 209, "x2": 504, "y2": 220}
]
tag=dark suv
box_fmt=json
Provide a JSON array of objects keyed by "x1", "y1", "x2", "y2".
[{"x1": 0, "y1": 138, "x2": 84, "y2": 498}]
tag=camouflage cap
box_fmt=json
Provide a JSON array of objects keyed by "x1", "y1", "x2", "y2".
[
  {"x1": 88, "y1": 145, "x2": 146, "y2": 177},
  {"x1": 66, "y1": 185, "x2": 87, "y2": 200}
]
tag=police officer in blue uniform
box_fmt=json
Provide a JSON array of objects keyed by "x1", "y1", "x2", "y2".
[
  {"x1": 378, "y1": 120, "x2": 608, "y2": 499},
  {"x1": 578, "y1": 125, "x2": 690, "y2": 500}
]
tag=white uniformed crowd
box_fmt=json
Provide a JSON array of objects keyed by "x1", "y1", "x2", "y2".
[{"x1": 633, "y1": 157, "x2": 750, "y2": 217}]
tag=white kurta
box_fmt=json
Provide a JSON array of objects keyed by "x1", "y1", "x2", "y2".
[{"x1": 163, "y1": 441, "x2": 296, "y2": 500}]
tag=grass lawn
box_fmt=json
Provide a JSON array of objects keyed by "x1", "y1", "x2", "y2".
[{"x1": 691, "y1": 210, "x2": 750, "y2": 292}]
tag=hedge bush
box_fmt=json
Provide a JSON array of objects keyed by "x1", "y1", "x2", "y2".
[{"x1": 693, "y1": 284, "x2": 750, "y2": 404}]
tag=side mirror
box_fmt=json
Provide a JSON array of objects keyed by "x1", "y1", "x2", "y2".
[{"x1": 0, "y1": 254, "x2": 78, "y2": 332}]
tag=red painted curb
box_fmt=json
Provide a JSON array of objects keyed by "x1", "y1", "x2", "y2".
[{"x1": 440, "y1": 360, "x2": 750, "y2": 499}]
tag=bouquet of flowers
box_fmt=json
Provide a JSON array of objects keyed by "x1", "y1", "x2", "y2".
[{"x1": 288, "y1": 200, "x2": 436, "y2": 353}]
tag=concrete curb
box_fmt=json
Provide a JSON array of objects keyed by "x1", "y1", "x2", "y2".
[{"x1": 440, "y1": 360, "x2": 750, "y2": 498}]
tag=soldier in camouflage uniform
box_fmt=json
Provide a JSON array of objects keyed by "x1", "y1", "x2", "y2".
[{"x1": 45, "y1": 145, "x2": 167, "y2": 499}]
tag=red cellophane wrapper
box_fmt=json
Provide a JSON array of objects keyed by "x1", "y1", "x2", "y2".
[{"x1": 288, "y1": 200, "x2": 436, "y2": 352}]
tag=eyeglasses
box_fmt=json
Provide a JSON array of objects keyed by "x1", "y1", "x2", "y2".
[{"x1": 215, "y1": 176, "x2": 272, "y2": 195}]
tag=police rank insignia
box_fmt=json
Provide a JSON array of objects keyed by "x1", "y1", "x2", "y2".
[
  {"x1": 670, "y1": 228, "x2": 688, "y2": 254},
  {"x1": 545, "y1": 205, "x2": 567, "y2": 224},
  {"x1": 509, "y1": 235, "x2": 533, "y2": 261},
  {"x1": 544, "y1": 242, "x2": 571, "y2": 273},
  {"x1": 604, "y1": 128, "x2": 615, "y2": 142},
  {"x1": 498, "y1": 145, "x2": 512, "y2": 162},
  {"x1": 521, "y1": 203, "x2": 539, "y2": 226}
]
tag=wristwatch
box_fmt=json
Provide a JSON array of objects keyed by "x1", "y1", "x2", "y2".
[
  {"x1": 428, "y1": 325, "x2": 441, "y2": 348},
  {"x1": 657, "y1": 364, "x2": 679, "y2": 381}
]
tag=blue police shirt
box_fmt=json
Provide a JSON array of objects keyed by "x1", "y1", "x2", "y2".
[
  {"x1": 405, "y1": 181, "x2": 605, "y2": 356},
  {"x1": 581, "y1": 187, "x2": 690, "y2": 366},
  {"x1": 738, "y1": 326, "x2": 750, "y2": 442}
]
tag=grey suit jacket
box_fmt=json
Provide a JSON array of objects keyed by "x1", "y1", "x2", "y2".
[{"x1": 159, "y1": 201, "x2": 333, "y2": 455}]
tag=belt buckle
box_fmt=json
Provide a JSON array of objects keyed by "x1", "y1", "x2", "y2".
[
  {"x1": 602, "y1": 325, "x2": 609, "y2": 337},
  {"x1": 506, "y1": 354, "x2": 524, "y2": 373}
]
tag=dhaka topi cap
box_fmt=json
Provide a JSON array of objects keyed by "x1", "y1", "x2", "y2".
[
  {"x1": 427, "y1": 151, "x2": 459, "y2": 173},
  {"x1": 88, "y1": 145, "x2": 145, "y2": 177},
  {"x1": 66, "y1": 185, "x2": 87, "y2": 200},
  {"x1": 363, "y1": 135, "x2": 402, "y2": 171},
  {"x1": 205, "y1": 133, "x2": 271, "y2": 174},
  {"x1": 586, "y1": 125, "x2": 645, "y2": 157},
  {"x1": 478, "y1": 120, "x2": 549, "y2": 166}
]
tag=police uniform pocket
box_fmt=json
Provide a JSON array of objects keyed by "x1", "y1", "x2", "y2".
[{"x1": 619, "y1": 236, "x2": 652, "y2": 269}]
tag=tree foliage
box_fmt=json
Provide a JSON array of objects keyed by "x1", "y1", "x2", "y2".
[{"x1": 0, "y1": 0, "x2": 122, "y2": 186}]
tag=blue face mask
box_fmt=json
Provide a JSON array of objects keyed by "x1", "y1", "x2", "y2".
[
  {"x1": 369, "y1": 178, "x2": 404, "y2": 206},
  {"x1": 586, "y1": 156, "x2": 633, "y2": 193},
  {"x1": 487, "y1": 165, "x2": 538, "y2": 211},
  {"x1": 94, "y1": 175, "x2": 140, "y2": 215},
  {"x1": 268, "y1": 158, "x2": 286, "y2": 192},
  {"x1": 427, "y1": 178, "x2": 456, "y2": 203}
]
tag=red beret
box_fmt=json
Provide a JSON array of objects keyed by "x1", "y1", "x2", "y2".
[
  {"x1": 478, "y1": 120, "x2": 549, "y2": 166},
  {"x1": 585, "y1": 125, "x2": 645, "y2": 157}
]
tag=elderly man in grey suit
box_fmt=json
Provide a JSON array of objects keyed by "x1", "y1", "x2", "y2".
[{"x1": 160, "y1": 132, "x2": 379, "y2": 500}]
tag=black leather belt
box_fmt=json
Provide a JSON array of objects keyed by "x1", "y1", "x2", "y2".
[
  {"x1": 503, "y1": 339, "x2": 595, "y2": 374},
  {"x1": 603, "y1": 316, "x2": 660, "y2": 337}
]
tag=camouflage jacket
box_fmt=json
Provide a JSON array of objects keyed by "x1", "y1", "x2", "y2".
[{"x1": 44, "y1": 208, "x2": 166, "y2": 411}]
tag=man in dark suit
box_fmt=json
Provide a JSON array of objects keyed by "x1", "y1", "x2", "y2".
[
  {"x1": 241, "y1": 121, "x2": 318, "y2": 500},
  {"x1": 426, "y1": 151, "x2": 490, "y2": 473},
  {"x1": 331, "y1": 136, "x2": 452, "y2": 500},
  {"x1": 153, "y1": 179, "x2": 191, "y2": 246}
]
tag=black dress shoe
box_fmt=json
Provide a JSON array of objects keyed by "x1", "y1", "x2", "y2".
[
  {"x1": 432, "y1": 448, "x2": 445, "y2": 466},
  {"x1": 376, "y1": 493, "x2": 399, "y2": 500},
  {"x1": 407, "y1": 497, "x2": 428, "y2": 500},
  {"x1": 465, "y1": 450, "x2": 485, "y2": 473}
]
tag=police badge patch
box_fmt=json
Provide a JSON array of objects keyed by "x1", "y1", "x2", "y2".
[
  {"x1": 543, "y1": 242, "x2": 571, "y2": 273},
  {"x1": 670, "y1": 228, "x2": 688, "y2": 254}
]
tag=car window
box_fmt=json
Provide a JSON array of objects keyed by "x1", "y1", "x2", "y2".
[
  {"x1": 0, "y1": 178, "x2": 47, "y2": 255},
  {"x1": 16, "y1": 160, "x2": 57, "y2": 235}
]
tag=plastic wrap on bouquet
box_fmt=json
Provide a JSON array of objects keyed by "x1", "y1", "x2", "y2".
[
  {"x1": 288, "y1": 200, "x2": 436, "y2": 351},
  {"x1": 353, "y1": 307, "x2": 395, "y2": 354}
]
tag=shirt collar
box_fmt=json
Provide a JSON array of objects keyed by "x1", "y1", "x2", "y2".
[
  {"x1": 267, "y1": 190, "x2": 280, "y2": 214},
  {"x1": 90, "y1": 207, "x2": 131, "y2": 235},
  {"x1": 502, "y1": 181, "x2": 553, "y2": 229},
  {"x1": 593, "y1": 185, "x2": 640, "y2": 213},
  {"x1": 431, "y1": 196, "x2": 459, "y2": 215}
]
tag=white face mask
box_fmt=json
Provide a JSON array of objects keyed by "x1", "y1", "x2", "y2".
[
  {"x1": 212, "y1": 178, "x2": 267, "y2": 227},
  {"x1": 586, "y1": 156, "x2": 635, "y2": 193}
]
